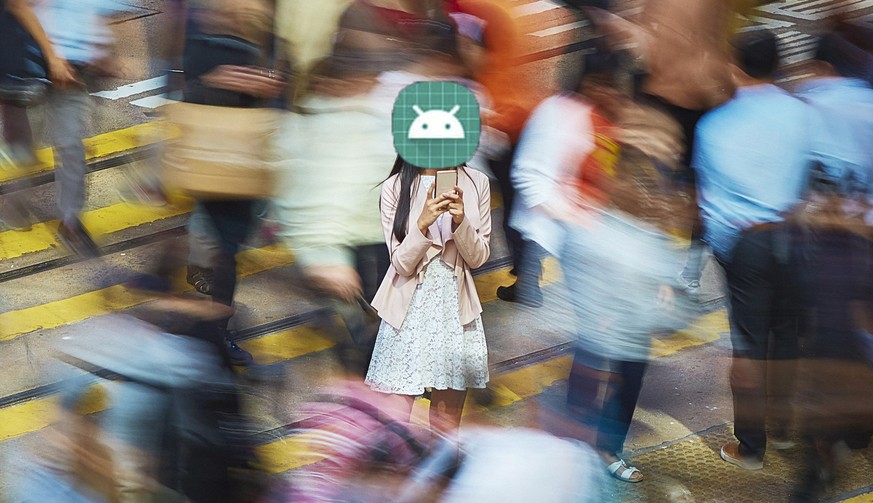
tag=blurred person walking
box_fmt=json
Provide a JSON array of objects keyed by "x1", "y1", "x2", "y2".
[
  {"x1": 584, "y1": 0, "x2": 763, "y2": 297},
  {"x1": 693, "y1": 31, "x2": 818, "y2": 471},
  {"x1": 0, "y1": 0, "x2": 76, "y2": 229},
  {"x1": 516, "y1": 48, "x2": 693, "y2": 483},
  {"x1": 365, "y1": 157, "x2": 492, "y2": 433},
  {"x1": 446, "y1": 0, "x2": 545, "y2": 307},
  {"x1": 788, "y1": 31, "x2": 873, "y2": 502},
  {"x1": 169, "y1": 0, "x2": 285, "y2": 364},
  {"x1": 31, "y1": 0, "x2": 139, "y2": 255}
]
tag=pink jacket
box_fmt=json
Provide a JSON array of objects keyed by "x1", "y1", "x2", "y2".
[{"x1": 371, "y1": 167, "x2": 492, "y2": 330}]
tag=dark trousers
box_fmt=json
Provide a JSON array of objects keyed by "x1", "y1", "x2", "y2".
[
  {"x1": 567, "y1": 347, "x2": 648, "y2": 455},
  {"x1": 489, "y1": 145, "x2": 523, "y2": 272},
  {"x1": 355, "y1": 243, "x2": 390, "y2": 303},
  {"x1": 201, "y1": 199, "x2": 258, "y2": 306},
  {"x1": 720, "y1": 224, "x2": 802, "y2": 459}
]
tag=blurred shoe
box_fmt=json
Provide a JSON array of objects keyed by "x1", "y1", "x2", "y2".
[
  {"x1": 770, "y1": 437, "x2": 796, "y2": 450},
  {"x1": 1, "y1": 200, "x2": 34, "y2": 231},
  {"x1": 57, "y1": 220, "x2": 99, "y2": 257},
  {"x1": 720, "y1": 442, "x2": 763, "y2": 470},
  {"x1": 225, "y1": 337, "x2": 254, "y2": 366},
  {"x1": 496, "y1": 283, "x2": 543, "y2": 308},
  {"x1": 679, "y1": 274, "x2": 701, "y2": 299},
  {"x1": 186, "y1": 265, "x2": 214, "y2": 295}
]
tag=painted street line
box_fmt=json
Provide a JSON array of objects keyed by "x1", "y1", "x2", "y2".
[
  {"x1": 513, "y1": 0, "x2": 562, "y2": 17},
  {"x1": 91, "y1": 76, "x2": 167, "y2": 100},
  {"x1": 531, "y1": 20, "x2": 588, "y2": 38}
]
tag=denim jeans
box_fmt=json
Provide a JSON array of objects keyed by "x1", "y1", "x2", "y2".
[
  {"x1": 46, "y1": 85, "x2": 91, "y2": 225},
  {"x1": 200, "y1": 199, "x2": 258, "y2": 306}
]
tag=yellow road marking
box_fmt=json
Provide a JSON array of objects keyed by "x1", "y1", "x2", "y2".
[
  {"x1": 650, "y1": 310, "x2": 728, "y2": 359},
  {"x1": 0, "y1": 201, "x2": 191, "y2": 261},
  {"x1": 0, "y1": 123, "x2": 165, "y2": 183},
  {"x1": 241, "y1": 325, "x2": 336, "y2": 366},
  {"x1": 0, "y1": 244, "x2": 294, "y2": 341},
  {"x1": 841, "y1": 493, "x2": 873, "y2": 503}
]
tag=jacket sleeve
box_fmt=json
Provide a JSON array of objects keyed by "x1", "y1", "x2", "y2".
[
  {"x1": 381, "y1": 179, "x2": 433, "y2": 278},
  {"x1": 452, "y1": 176, "x2": 492, "y2": 269}
]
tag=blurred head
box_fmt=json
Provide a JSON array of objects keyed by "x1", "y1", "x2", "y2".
[
  {"x1": 813, "y1": 31, "x2": 873, "y2": 80},
  {"x1": 450, "y1": 13, "x2": 488, "y2": 75},
  {"x1": 575, "y1": 41, "x2": 626, "y2": 122},
  {"x1": 731, "y1": 30, "x2": 779, "y2": 83}
]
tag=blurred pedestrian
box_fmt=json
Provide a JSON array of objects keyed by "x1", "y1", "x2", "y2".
[
  {"x1": 693, "y1": 31, "x2": 817, "y2": 470},
  {"x1": 788, "y1": 30, "x2": 873, "y2": 502},
  {"x1": 365, "y1": 157, "x2": 492, "y2": 433},
  {"x1": 30, "y1": 0, "x2": 138, "y2": 255},
  {"x1": 585, "y1": 0, "x2": 742, "y2": 298},
  {"x1": 448, "y1": 0, "x2": 544, "y2": 306},
  {"x1": 0, "y1": 0, "x2": 76, "y2": 229}
]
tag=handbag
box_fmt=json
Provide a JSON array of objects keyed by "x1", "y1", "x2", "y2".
[
  {"x1": 160, "y1": 101, "x2": 283, "y2": 199},
  {"x1": 0, "y1": 6, "x2": 50, "y2": 107}
]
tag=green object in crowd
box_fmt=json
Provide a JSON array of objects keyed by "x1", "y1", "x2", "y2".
[{"x1": 392, "y1": 81, "x2": 481, "y2": 169}]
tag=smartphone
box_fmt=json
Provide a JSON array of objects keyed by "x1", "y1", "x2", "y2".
[{"x1": 435, "y1": 170, "x2": 458, "y2": 197}]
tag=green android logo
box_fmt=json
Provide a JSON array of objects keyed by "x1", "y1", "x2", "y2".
[{"x1": 392, "y1": 81, "x2": 481, "y2": 169}]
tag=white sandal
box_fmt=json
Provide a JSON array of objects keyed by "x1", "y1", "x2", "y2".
[{"x1": 607, "y1": 459, "x2": 643, "y2": 483}]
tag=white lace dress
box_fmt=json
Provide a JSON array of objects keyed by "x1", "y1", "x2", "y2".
[{"x1": 365, "y1": 178, "x2": 489, "y2": 395}]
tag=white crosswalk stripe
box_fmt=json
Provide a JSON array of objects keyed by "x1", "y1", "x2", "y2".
[
  {"x1": 760, "y1": 0, "x2": 873, "y2": 21},
  {"x1": 512, "y1": 0, "x2": 562, "y2": 17},
  {"x1": 90, "y1": 76, "x2": 166, "y2": 100}
]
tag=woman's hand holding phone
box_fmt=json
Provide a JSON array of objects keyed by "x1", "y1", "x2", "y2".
[
  {"x1": 446, "y1": 186, "x2": 465, "y2": 228},
  {"x1": 418, "y1": 183, "x2": 452, "y2": 235}
]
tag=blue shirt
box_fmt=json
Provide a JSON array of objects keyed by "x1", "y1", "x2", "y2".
[
  {"x1": 797, "y1": 77, "x2": 873, "y2": 195},
  {"x1": 693, "y1": 84, "x2": 817, "y2": 262},
  {"x1": 35, "y1": 0, "x2": 135, "y2": 65}
]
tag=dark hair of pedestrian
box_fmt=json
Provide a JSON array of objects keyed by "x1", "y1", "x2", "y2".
[
  {"x1": 732, "y1": 30, "x2": 779, "y2": 79},
  {"x1": 815, "y1": 31, "x2": 871, "y2": 80},
  {"x1": 577, "y1": 38, "x2": 621, "y2": 90}
]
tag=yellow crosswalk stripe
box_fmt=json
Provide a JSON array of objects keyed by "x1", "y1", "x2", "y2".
[
  {"x1": 0, "y1": 244, "x2": 294, "y2": 341},
  {"x1": 0, "y1": 123, "x2": 164, "y2": 183},
  {"x1": 0, "y1": 201, "x2": 190, "y2": 261}
]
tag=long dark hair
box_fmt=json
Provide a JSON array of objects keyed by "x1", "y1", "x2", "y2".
[
  {"x1": 384, "y1": 156, "x2": 477, "y2": 243},
  {"x1": 387, "y1": 156, "x2": 421, "y2": 244}
]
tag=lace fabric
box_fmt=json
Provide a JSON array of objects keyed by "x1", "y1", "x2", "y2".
[{"x1": 366, "y1": 256, "x2": 489, "y2": 395}]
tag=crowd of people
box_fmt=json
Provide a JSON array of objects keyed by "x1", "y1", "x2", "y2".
[{"x1": 2, "y1": 0, "x2": 873, "y2": 502}]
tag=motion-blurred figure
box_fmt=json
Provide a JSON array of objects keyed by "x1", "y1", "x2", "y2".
[
  {"x1": 513, "y1": 46, "x2": 694, "y2": 483},
  {"x1": 6, "y1": 293, "x2": 265, "y2": 502},
  {"x1": 31, "y1": 0, "x2": 136, "y2": 255},
  {"x1": 693, "y1": 31, "x2": 817, "y2": 471},
  {"x1": 446, "y1": 0, "x2": 545, "y2": 306},
  {"x1": 170, "y1": 0, "x2": 284, "y2": 365},
  {"x1": 585, "y1": 0, "x2": 750, "y2": 297},
  {"x1": 789, "y1": 31, "x2": 873, "y2": 502}
]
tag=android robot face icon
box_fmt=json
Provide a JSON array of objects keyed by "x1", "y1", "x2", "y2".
[
  {"x1": 392, "y1": 81, "x2": 481, "y2": 169},
  {"x1": 407, "y1": 105, "x2": 466, "y2": 140}
]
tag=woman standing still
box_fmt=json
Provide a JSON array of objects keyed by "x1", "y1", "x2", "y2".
[{"x1": 366, "y1": 157, "x2": 492, "y2": 433}]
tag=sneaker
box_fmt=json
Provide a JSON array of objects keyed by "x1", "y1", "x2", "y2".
[
  {"x1": 1, "y1": 199, "x2": 34, "y2": 231},
  {"x1": 496, "y1": 283, "x2": 543, "y2": 308},
  {"x1": 679, "y1": 274, "x2": 701, "y2": 299},
  {"x1": 186, "y1": 265, "x2": 214, "y2": 296},
  {"x1": 225, "y1": 337, "x2": 254, "y2": 366},
  {"x1": 770, "y1": 437, "x2": 797, "y2": 451},
  {"x1": 720, "y1": 442, "x2": 764, "y2": 470},
  {"x1": 57, "y1": 220, "x2": 99, "y2": 257}
]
